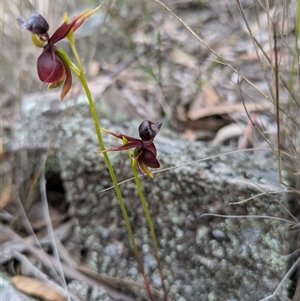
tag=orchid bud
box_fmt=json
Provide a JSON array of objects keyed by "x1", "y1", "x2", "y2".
[
  {"x1": 17, "y1": 13, "x2": 49, "y2": 34},
  {"x1": 139, "y1": 121, "x2": 162, "y2": 141}
]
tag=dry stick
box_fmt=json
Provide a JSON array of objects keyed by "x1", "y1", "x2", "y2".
[
  {"x1": 11, "y1": 250, "x2": 50, "y2": 281},
  {"x1": 78, "y1": 266, "x2": 175, "y2": 301},
  {"x1": 152, "y1": 0, "x2": 270, "y2": 101},
  {"x1": 265, "y1": 0, "x2": 275, "y2": 109},
  {"x1": 11, "y1": 185, "x2": 36, "y2": 237}
]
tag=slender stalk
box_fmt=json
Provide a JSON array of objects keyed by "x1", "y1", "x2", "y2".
[
  {"x1": 69, "y1": 35, "x2": 83, "y2": 73},
  {"x1": 69, "y1": 34, "x2": 154, "y2": 300},
  {"x1": 132, "y1": 167, "x2": 168, "y2": 301}
]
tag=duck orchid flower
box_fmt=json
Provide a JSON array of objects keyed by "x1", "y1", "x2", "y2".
[
  {"x1": 17, "y1": 7, "x2": 99, "y2": 100},
  {"x1": 101, "y1": 121, "x2": 162, "y2": 178}
]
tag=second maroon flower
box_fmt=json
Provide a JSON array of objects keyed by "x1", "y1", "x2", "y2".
[{"x1": 101, "y1": 120, "x2": 162, "y2": 177}]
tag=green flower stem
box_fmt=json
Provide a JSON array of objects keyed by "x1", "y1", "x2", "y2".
[
  {"x1": 131, "y1": 166, "x2": 168, "y2": 301},
  {"x1": 69, "y1": 37, "x2": 154, "y2": 300},
  {"x1": 55, "y1": 47, "x2": 80, "y2": 77},
  {"x1": 69, "y1": 35, "x2": 83, "y2": 74}
]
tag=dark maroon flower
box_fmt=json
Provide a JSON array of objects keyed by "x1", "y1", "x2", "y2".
[
  {"x1": 101, "y1": 121, "x2": 162, "y2": 177},
  {"x1": 17, "y1": 8, "x2": 99, "y2": 100}
]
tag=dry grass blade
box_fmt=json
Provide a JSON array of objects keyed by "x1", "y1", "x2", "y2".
[
  {"x1": 199, "y1": 213, "x2": 297, "y2": 227},
  {"x1": 229, "y1": 189, "x2": 291, "y2": 205}
]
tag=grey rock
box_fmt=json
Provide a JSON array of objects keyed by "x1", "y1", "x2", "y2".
[{"x1": 9, "y1": 97, "x2": 293, "y2": 301}]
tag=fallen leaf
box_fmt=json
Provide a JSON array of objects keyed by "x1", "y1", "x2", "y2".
[
  {"x1": 88, "y1": 75, "x2": 115, "y2": 98},
  {"x1": 163, "y1": 19, "x2": 189, "y2": 43},
  {"x1": 171, "y1": 48, "x2": 198, "y2": 70},
  {"x1": 132, "y1": 30, "x2": 153, "y2": 45},
  {"x1": 184, "y1": 128, "x2": 197, "y2": 141},
  {"x1": 238, "y1": 112, "x2": 257, "y2": 149},
  {"x1": 211, "y1": 123, "x2": 246, "y2": 146},
  {"x1": 188, "y1": 102, "x2": 273, "y2": 120},
  {"x1": 12, "y1": 276, "x2": 67, "y2": 301},
  {"x1": 189, "y1": 84, "x2": 221, "y2": 117}
]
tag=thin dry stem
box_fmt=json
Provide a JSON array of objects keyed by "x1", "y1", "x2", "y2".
[
  {"x1": 229, "y1": 189, "x2": 292, "y2": 205},
  {"x1": 200, "y1": 213, "x2": 297, "y2": 227}
]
